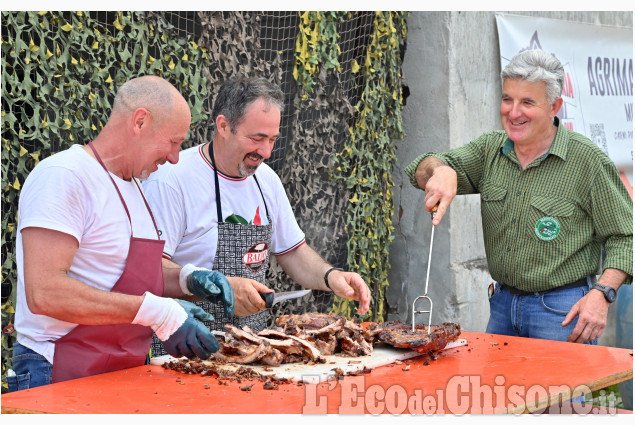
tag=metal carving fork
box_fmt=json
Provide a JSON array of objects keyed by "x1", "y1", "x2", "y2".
[{"x1": 412, "y1": 205, "x2": 438, "y2": 334}]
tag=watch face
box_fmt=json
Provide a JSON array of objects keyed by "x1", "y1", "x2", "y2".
[{"x1": 606, "y1": 288, "x2": 617, "y2": 302}]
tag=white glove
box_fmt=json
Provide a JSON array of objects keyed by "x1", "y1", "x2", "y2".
[
  {"x1": 179, "y1": 263, "x2": 208, "y2": 295},
  {"x1": 132, "y1": 292, "x2": 188, "y2": 341}
]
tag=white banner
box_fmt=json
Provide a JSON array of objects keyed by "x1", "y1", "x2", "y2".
[{"x1": 496, "y1": 13, "x2": 633, "y2": 179}]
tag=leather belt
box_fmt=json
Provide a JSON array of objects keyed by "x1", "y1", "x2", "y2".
[{"x1": 501, "y1": 277, "x2": 589, "y2": 296}]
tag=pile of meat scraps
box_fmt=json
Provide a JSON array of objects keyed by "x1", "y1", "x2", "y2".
[
  {"x1": 213, "y1": 313, "x2": 373, "y2": 366},
  {"x1": 209, "y1": 313, "x2": 460, "y2": 366}
]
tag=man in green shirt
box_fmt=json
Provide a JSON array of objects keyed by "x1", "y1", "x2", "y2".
[{"x1": 405, "y1": 49, "x2": 632, "y2": 345}]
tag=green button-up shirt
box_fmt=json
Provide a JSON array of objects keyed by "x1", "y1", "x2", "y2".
[{"x1": 405, "y1": 118, "x2": 633, "y2": 292}]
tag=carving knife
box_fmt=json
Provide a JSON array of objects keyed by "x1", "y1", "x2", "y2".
[{"x1": 259, "y1": 289, "x2": 312, "y2": 308}]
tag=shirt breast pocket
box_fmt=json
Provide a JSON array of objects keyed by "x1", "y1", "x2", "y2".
[
  {"x1": 480, "y1": 183, "x2": 507, "y2": 224},
  {"x1": 528, "y1": 196, "x2": 575, "y2": 244}
]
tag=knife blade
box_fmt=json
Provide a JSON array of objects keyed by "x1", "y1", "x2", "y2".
[{"x1": 259, "y1": 289, "x2": 312, "y2": 308}]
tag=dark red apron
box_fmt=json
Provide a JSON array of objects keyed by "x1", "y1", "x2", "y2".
[{"x1": 51, "y1": 142, "x2": 165, "y2": 383}]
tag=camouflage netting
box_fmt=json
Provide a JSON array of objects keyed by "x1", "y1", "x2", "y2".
[{"x1": 1, "y1": 11, "x2": 408, "y2": 390}]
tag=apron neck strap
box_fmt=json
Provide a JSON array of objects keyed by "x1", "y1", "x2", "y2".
[{"x1": 88, "y1": 141, "x2": 161, "y2": 239}]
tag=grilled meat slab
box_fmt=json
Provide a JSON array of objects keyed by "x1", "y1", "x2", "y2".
[{"x1": 368, "y1": 321, "x2": 461, "y2": 354}]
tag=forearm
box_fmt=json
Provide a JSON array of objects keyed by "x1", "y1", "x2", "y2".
[
  {"x1": 275, "y1": 243, "x2": 331, "y2": 291},
  {"x1": 161, "y1": 257, "x2": 197, "y2": 299},
  {"x1": 26, "y1": 273, "x2": 144, "y2": 325},
  {"x1": 162, "y1": 257, "x2": 183, "y2": 298},
  {"x1": 597, "y1": 268, "x2": 628, "y2": 291},
  {"x1": 414, "y1": 157, "x2": 448, "y2": 191}
]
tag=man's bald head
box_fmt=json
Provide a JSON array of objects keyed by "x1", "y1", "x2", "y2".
[{"x1": 111, "y1": 75, "x2": 187, "y2": 125}]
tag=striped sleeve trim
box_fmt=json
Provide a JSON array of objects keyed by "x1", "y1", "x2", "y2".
[
  {"x1": 162, "y1": 252, "x2": 172, "y2": 260},
  {"x1": 273, "y1": 239, "x2": 306, "y2": 256}
]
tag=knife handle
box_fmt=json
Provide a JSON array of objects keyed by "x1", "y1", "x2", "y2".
[{"x1": 259, "y1": 292, "x2": 274, "y2": 308}]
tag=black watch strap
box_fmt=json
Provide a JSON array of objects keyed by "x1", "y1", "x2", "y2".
[
  {"x1": 324, "y1": 267, "x2": 344, "y2": 291},
  {"x1": 591, "y1": 283, "x2": 617, "y2": 303}
]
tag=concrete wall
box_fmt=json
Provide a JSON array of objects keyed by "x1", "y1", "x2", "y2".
[{"x1": 389, "y1": 11, "x2": 633, "y2": 347}]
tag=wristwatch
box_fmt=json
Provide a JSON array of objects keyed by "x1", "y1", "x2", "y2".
[{"x1": 591, "y1": 283, "x2": 617, "y2": 303}]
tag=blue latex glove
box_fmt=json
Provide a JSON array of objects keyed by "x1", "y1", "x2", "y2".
[
  {"x1": 180, "y1": 264, "x2": 234, "y2": 318},
  {"x1": 162, "y1": 299, "x2": 220, "y2": 359}
]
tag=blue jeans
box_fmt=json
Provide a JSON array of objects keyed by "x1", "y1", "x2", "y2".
[
  {"x1": 6, "y1": 343, "x2": 53, "y2": 392},
  {"x1": 486, "y1": 281, "x2": 597, "y2": 344},
  {"x1": 486, "y1": 281, "x2": 596, "y2": 404}
]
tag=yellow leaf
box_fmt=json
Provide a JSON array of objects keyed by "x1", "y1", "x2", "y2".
[
  {"x1": 29, "y1": 38, "x2": 39, "y2": 52},
  {"x1": 349, "y1": 193, "x2": 359, "y2": 203},
  {"x1": 71, "y1": 57, "x2": 78, "y2": 65},
  {"x1": 41, "y1": 120, "x2": 48, "y2": 129},
  {"x1": 113, "y1": 16, "x2": 124, "y2": 31},
  {"x1": 46, "y1": 48, "x2": 53, "y2": 59},
  {"x1": 92, "y1": 41, "x2": 99, "y2": 49},
  {"x1": 182, "y1": 53, "x2": 188, "y2": 61},
  {"x1": 61, "y1": 23, "x2": 73, "y2": 32},
  {"x1": 80, "y1": 58, "x2": 85, "y2": 66},
  {"x1": 147, "y1": 56, "x2": 155, "y2": 65},
  {"x1": 168, "y1": 59, "x2": 175, "y2": 70},
  {"x1": 25, "y1": 58, "x2": 31, "y2": 64},
  {"x1": 30, "y1": 152, "x2": 40, "y2": 163},
  {"x1": 3, "y1": 302, "x2": 15, "y2": 314},
  {"x1": 91, "y1": 124, "x2": 97, "y2": 131},
  {"x1": 105, "y1": 74, "x2": 113, "y2": 83},
  {"x1": 7, "y1": 223, "x2": 15, "y2": 234},
  {"x1": 351, "y1": 60, "x2": 360, "y2": 74},
  {"x1": 13, "y1": 178, "x2": 21, "y2": 190},
  {"x1": 19, "y1": 146, "x2": 27, "y2": 156},
  {"x1": 94, "y1": 28, "x2": 101, "y2": 35},
  {"x1": 38, "y1": 11, "x2": 48, "y2": 15},
  {"x1": 70, "y1": 133, "x2": 74, "y2": 141},
  {"x1": 190, "y1": 41, "x2": 198, "y2": 50},
  {"x1": 89, "y1": 92, "x2": 96, "y2": 102},
  {"x1": 64, "y1": 118, "x2": 72, "y2": 129}
]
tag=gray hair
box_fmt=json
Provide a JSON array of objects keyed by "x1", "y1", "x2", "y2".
[
  {"x1": 112, "y1": 76, "x2": 177, "y2": 123},
  {"x1": 211, "y1": 77, "x2": 284, "y2": 133},
  {"x1": 501, "y1": 49, "x2": 564, "y2": 104}
]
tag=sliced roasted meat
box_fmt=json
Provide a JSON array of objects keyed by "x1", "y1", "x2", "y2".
[
  {"x1": 370, "y1": 321, "x2": 461, "y2": 354},
  {"x1": 259, "y1": 347, "x2": 284, "y2": 367},
  {"x1": 304, "y1": 317, "x2": 345, "y2": 336},
  {"x1": 258, "y1": 328, "x2": 325, "y2": 363},
  {"x1": 213, "y1": 340, "x2": 270, "y2": 364},
  {"x1": 311, "y1": 334, "x2": 338, "y2": 356},
  {"x1": 276, "y1": 312, "x2": 346, "y2": 330}
]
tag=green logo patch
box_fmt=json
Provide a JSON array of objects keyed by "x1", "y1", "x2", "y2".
[{"x1": 535, "y1": 217, "x2": 561, "y2": 241}]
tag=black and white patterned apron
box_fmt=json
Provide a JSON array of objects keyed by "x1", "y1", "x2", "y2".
[
  {"x1": 152, "y1": 143, "x2": 273, "y2": 357},
  {"x1": 203, "y1": 142, "x2": 273, "y2": 332}
]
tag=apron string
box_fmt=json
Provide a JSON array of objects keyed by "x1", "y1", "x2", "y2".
[{"x1": 87, "y1": 141, "x2": 160, "y2": 239}]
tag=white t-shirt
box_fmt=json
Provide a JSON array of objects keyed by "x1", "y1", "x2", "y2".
[
  {"x1": 143, "y1": 144, "x2": 305, "y2": 269},
  {"x1": 15, "y1": 144, "x2": 159, "y2": 363}
]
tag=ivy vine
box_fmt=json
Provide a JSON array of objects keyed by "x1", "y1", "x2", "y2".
[
  {"x1": 292, "y1": 11, "x2": 408, "y2": 322},
  {"x1": 330, "y1": 12, "x2": 408, "y2": 321}
]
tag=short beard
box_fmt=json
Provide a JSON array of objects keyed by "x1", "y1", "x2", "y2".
[
  {"x1": 139, "y1": 169, "x2": 150, "y2": 181},
  {"x1": 238, "y1": 161, "x2": 258, "y2": 177}
]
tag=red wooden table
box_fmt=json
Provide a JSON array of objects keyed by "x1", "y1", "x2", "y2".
[{"x1": 2, "y1": 332, "x2": 632, "y2": 414}]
